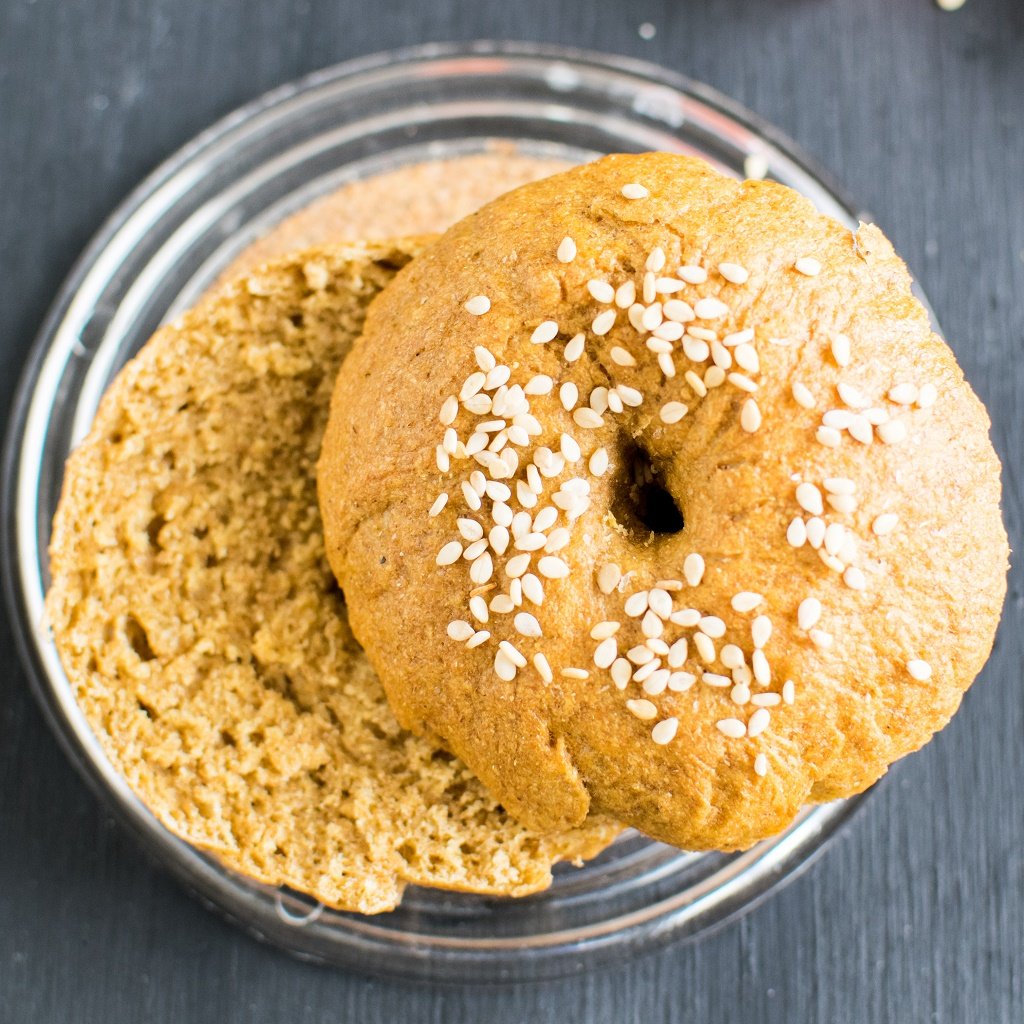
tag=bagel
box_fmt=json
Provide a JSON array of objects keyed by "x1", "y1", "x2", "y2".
[
  {"x1": 319, "y1": 153, "x2": 1008, "y2": 850},
  {"x1": 46, "y1": 240, "x2": 619, "y2": 913}
]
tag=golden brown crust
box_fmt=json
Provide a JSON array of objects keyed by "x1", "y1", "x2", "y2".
[
  {"x1": 47, "y1": 240, "x2": 619, "y2": 914},
  {"x1": 319, "y1": 153, "x2": 1009, "y2": 850}
]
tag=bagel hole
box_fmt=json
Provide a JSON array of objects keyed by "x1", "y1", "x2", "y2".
[{"x1": 613, "y1": 443, "x2": 684, "y2": 537}]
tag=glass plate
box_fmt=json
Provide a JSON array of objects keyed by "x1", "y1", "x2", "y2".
[{"x1": 2, "y1": 42, "x2": 874, "y2": 981}]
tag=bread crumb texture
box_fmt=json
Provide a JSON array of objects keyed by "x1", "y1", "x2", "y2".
[
  {"x1": 319, "y1": 154, "x2": 1009, "y2": 851},
  {"x1": 47, "y1": 240, "x2": 619, "y2": 915}
]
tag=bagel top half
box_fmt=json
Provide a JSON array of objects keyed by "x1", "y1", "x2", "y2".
[{"x1": 318, "y1": 153, "x2": 1008, "y2": 850}]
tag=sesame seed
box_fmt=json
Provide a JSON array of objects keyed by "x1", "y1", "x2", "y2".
[
  {"x1": 683, "y1": 553, "x2": 705, "y2": 587},
  {"x1": 573, "y1": 408, "x2": 604, "y2": 430},
  {"x1": 798, "y1": 598, "x2": 822, "y2": 631},
  {"x1": 752, "y1": 615, "x2": 773, "y2": 650},
  {"x1": 463, "y1": 538, "x2": 488, "y2": 560},
  {"x1": 621, "y1": 182, "x2": 649, "y2": 199},
  {"x1": 796, "y1": 482, "x2": 824, "y2": 515},
  {"x1": 542, "y1": 527, "x2": 569, "y2": 553},
  {"x1": 694, "y1": 632, "x2": 716, "y2": 663},
  {"x1": 819, "y1": 550, "x2": 845, "y2": 573},
  {"x1": 656, "y1": 579, "x2": 684, "y2": 592},
  {"x1": 711, "y1": 339, "x2": 732, "y2": 370},
  {"x1": 701, "y1": 672, "x2": 729, "y2": 691},
  {"x1": 848, "y1": 415, "x2": 874, "y2": 445},
  {"x1": 559, "y1": 667, "x2": 588, "y2": 681},
  {"x1": 740, "y1": 398, "x2": 762, "y2": 433},
  {"x1": 640, "y1": 302, "x2": 662, "y2": 332},
  {"x1": 824, "y1": 477, "x2": 857, "y2": 496},
  {"x1": 831, "y1": 333, "x2": 851, "y2": 367},
  {"x1": 490, "y1": 594, "x2": 515, "y2": 614},
  {"x1": 816, "y1": 426, "x2": 842, "y2": 448},
  {"x1": 626, "y1": 698, "x2": 658, "y2": 720},
  {"x1": 844, "y1": 566, "x2": 867, "y2": 590},
  {"x1": 464, "y1": 294, "x2": 491, "y2": 315},
  {"x1": 556, "y1": 235, "x2": 577, "y2": 263},
  {"x1": 531, "y1": 320, "x2": 559, "y2": 344},
  {"x1": 728, "y1": 372, "x2": 758, "y2": 393},
  {"x1": 877, "y1": 419, "x2": 908, "y2": 444},
  {"x1": 538, "y1": 556, "x2": 570, "y2": 579},
  {"x1": 588, "y1": 447, "x2": 610, "y2": 477},
  {"x1": 751, "y1": 692, "x2": 781, "y2": 707},
  {"x1": 587, "y1": 279, "x2": 615, "y2": 304},
  {"x1": 787, "y1": 517, "x2": 807, "y2": 548},
  {"x1": 825, "y1": 409, "x2": 856, "y2": 430},
  {"x1": 792, "y1": 382, "x2": 816, "y2": 409},
  {"x1": 682, "y1": 337, "x2": 710, "y2": 363},
  {"x1": 505, "y1": 553, "x2": 531, "y2": 578},
  {"x1": 655, "y1": 277, "x2": 686, "y2": 295},
  {"x1": 731, "y1": 591, "x2": 763, "y2": 613},
  {"x1": 888, "y1": 383, "x2": 918, "y2": 405},
  {"x1": 685, "y1": 370, "x2": 708, "y2": 397},
  {"x1": 648, "y1": 588, "x2": 673, "y2": 619},
  {"x1": 698, "y1": 615, "x2": 726, "y2": 639},
  {"x1": 678, "y1": 265, "x2": 707, "y2": 284},
  {"x1": 782, "y1": 680, "x2": 796, "y2": 704},
  {"x1": 591, "y1": 620, "x2": 620, "y2": 640},
  {"x1": 524, "y1": 375, "x2": 553, "y2": 397},
  {"x1": 457, "y1": 518, "x2": 484, "y2": 542},
  {"x1": 469, "y1": 595, "x2": 489, "y2": 623},
  {"x1": 838, "y1": 382, "x2": 869, "y2": 409},
  {"x1": 461, "y1": 481, "x2": 481, "y2": 511},
  {"x1": 474, "y1": 346, "x2": 496, "y2": 372},
  {"x1": 521, "y1": 573, "x2": 545, "y2": 605},
  {"x1": 557, "y1": 333, "x2": 582, "y2": 363},
  {"x1": 605, "y1": 658, "x2": 629, "y2": 689},
  {"x1": 907, "y1": 659, "x2": 932, "y2": 680},
  {"x1": 734, "y1": 344, "x2": 760, "y2": 374},
  {"x1": 470, "y1": 551, "x2": 494, "y2": 584},
  {"x1": 754, "y1": 753, "x2": 769, "y2": 777},
  {"x1": 862, "y1": 407, "x2": 890, "y2": 426},
  {"x1": 436, "y1": 541, "x2": 463, "y2": 566},
  {"x1": 716, "y1": 718, "x2": 746, "y2": 738},
  {"x1": 514, "y1": 532, "x2": 548, "y2": 553},
  {"x1": 694, "y1": 297, "x2": 729, "y2": 320},
  {"x1": 624, "y1": 591, "x2": 649, "y2": 617},
  {"x1": 824, "y1": 522, "x2": 846, "y2": 556},
  {"x1": 747, "y1": 708, "x2": 771, "y2": 737},
  {"x1": 613, "y1": 280, "x2": 636, "y2": 309},
  {"x1": 429, "y1": 493, "x2": 448, "y2": 517},
  {"x1": 529, "y1": 653, "x2": 551, "y2": 684},
  {"x1": 917, "y1": 383, "x2": 938, "y2": 408},
  {"x1": 610, "y1": 346, "x2": 636, "y2": 368},
  {"x1": 651, "y1": 718, "x2": 679, "y2": 745},
  {"x1": 669, "y1": 671, "x2": 696, "y2": 692},
  {"x1": 805, "y1": 517, "x2": 826, "y2": 548},
  {"x1": 514, "y1": 611, "x2": 542, "y2": 638},
  {"x1": 659, "y1": 401, "x2": 688, "y2": 424},
  {"x1": 671, "y1": 608, "x2": 701, "y2": 628},
  {"x1": 615, "y1": 385, "x2": 643, "y2": 408},
  {"x1": 718, "y1": 262, "x2": 750, "y2": 285},
  {"x1": 642, "y1": 610, "x2": 664, "y2": 639},
  {"x1": 466, "y1": 630, "x2": 490, "y2": 649},
  {"x1": 628, "y1": 644, "x2": 654, "y2": 666},
  {"x1": 591, "y1": 309, "x2": 616, "y2": 336},
  {"x1": 667, "y1": 637, "x2": 689, "y2": 667},
  {"x1": 653, "y1": 321, "x2": 684, "y2": 343},
  {"x1": 439, "y1": 396, "x2": 459, "y2": 426},
  {"x1": 641, "y1": 246, "x2": 665, "y2": 273},
  {"x1": 447, "y1": 620, "x2": 474, "y2": 641},
  {"x1": 494, "y1": 652, "x2": 517, "y2": 681},
  {"x1": 872, "y1": 513, "x2": 899, "y2": 536},
  {"x1": 794, "y1": 256, "x2": 821, "y2": 277},
  {"x1": 463, "y1": 394, "x2": 491, "y2": 415},
  {"x1": 598, "y1": 563, "x2": 621, "y2": 595},
  {"x1": 499, "y1": 640, "x2": 527, "y2": 668},
  {"x1": 720, "y1": 644, "x2": 745, "y2": 669},
  {"x1": 590, "y1": 636, "x2": 617, "y2": 668},
  {"x1": 809, "y1": 629, "x2": 833, "y2": 650}
]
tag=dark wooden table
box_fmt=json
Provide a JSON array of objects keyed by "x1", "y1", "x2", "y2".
[{"x1": 2, "y1": 0, "x2": 1021, "y2": 1020}]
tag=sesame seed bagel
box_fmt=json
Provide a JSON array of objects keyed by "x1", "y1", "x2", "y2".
[
  {"x1": 47, "y1": 240, "x2": 619, "y2": 914},
  {"x1": 319, "y1": 153, "x2": 1009, "y2": 850}
]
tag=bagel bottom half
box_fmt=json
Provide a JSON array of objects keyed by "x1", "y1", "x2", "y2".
[{"x1": 46, "y1": 240, "x2": 619, "y2": 914}]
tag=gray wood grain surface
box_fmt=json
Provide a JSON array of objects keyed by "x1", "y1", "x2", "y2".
[{"x1": 1, "y1": 0, "x2": 1021, "y2": 1020}]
